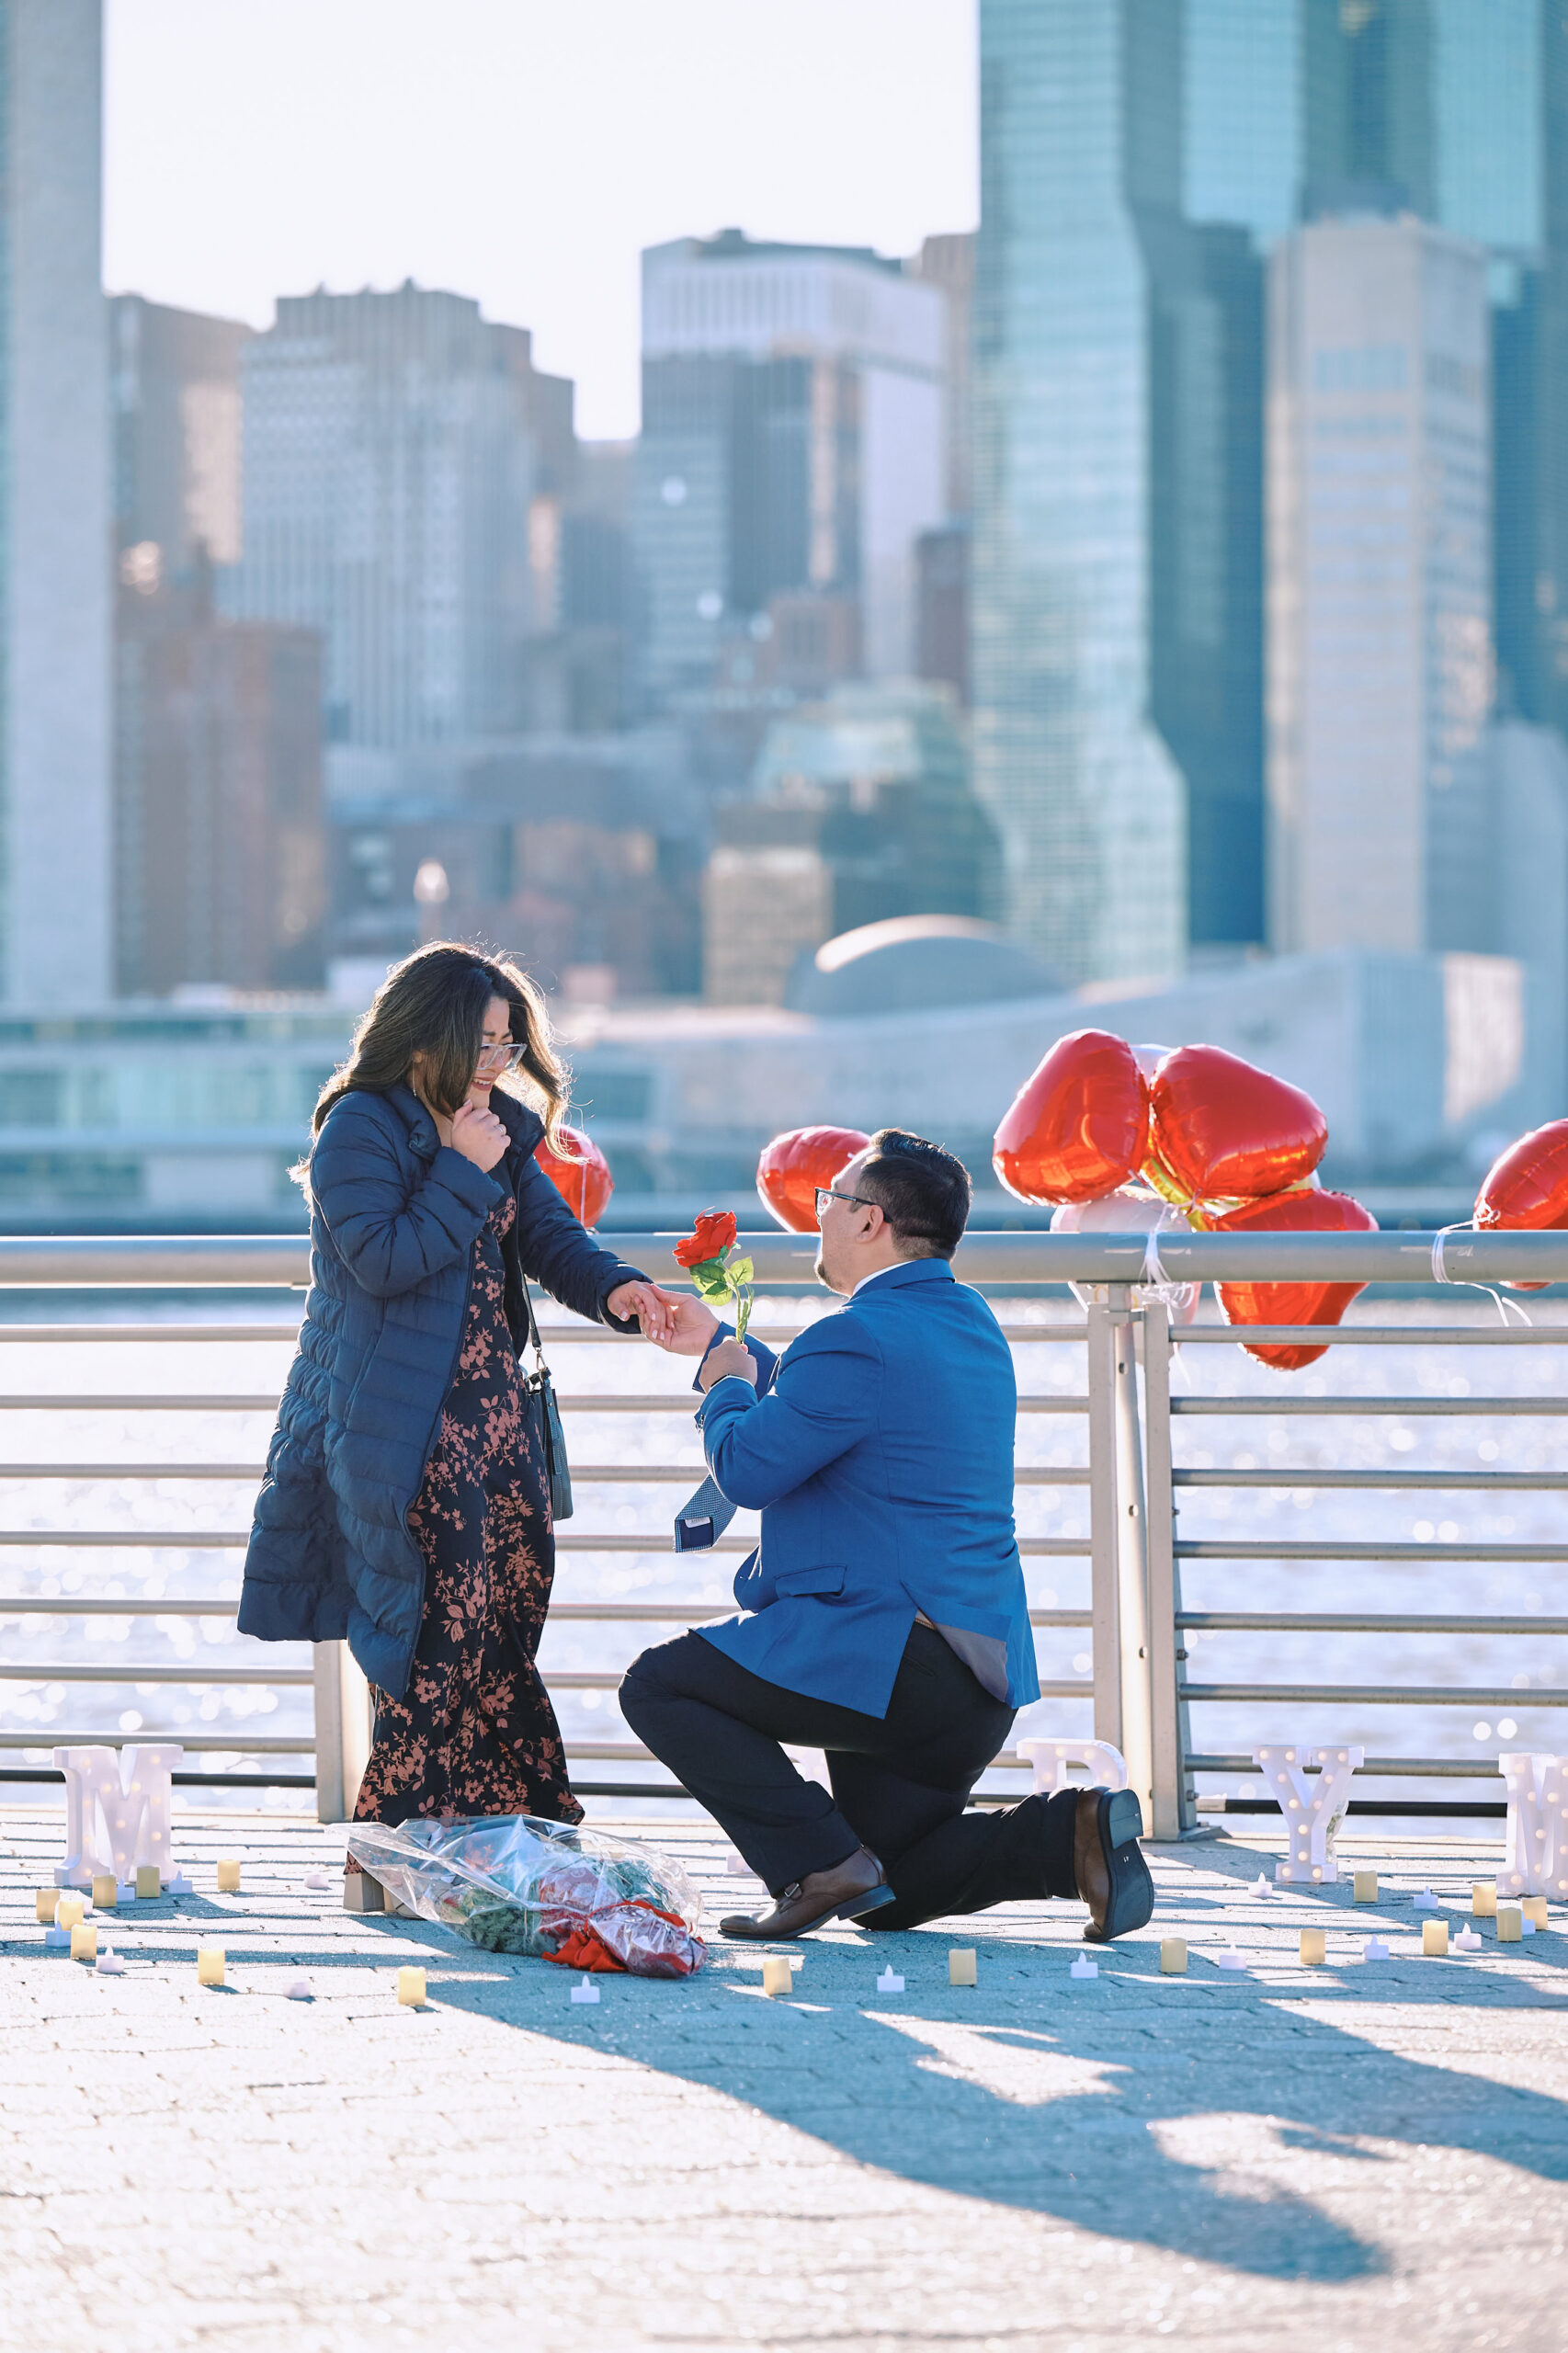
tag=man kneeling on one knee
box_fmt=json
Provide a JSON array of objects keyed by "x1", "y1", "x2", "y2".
[{"x1": 624, "y1": 1128, "x2": 1155, "y2": 1943}]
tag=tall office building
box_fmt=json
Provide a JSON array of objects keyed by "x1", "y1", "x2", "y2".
[
  {"x1": 1284, "y1": 1, "x2": 1568, "y2": 737},
  {"x1": 1267, "y1": 213, "x2": 1491, "y2": 954},
  {"x1": 111, "y1": 297, "x2": 252, "y2": 579},
  {"x1": 973, "y1": 2, "x2": 1263, "y2": 983},
  {"x1": 231, "y1": 285, "x2": 554, "y2": 749},
  {"x1": 0, "y1": 2, "x2": 111, "y2": 1002},
  {"x1": 634, "y1": 232, "x2": 945, "y2": 703}
]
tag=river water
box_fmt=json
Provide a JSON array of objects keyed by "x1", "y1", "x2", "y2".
[{"x1": 0, "y1": 1292, "x2": 1562, "y2": 1822}]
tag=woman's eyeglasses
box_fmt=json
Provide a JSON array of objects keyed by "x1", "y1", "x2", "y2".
[{"x1": 474, "y1": 1040, "x2": 524, "y2": 1072}]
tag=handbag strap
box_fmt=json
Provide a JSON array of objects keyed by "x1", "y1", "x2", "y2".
[{"x1": 518, "y1": 1273, "x2": 549, "y2": 1373}]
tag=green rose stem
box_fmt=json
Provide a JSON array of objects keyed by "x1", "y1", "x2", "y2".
[{"x1": 687, "y1": 1249, "x2": 754, "y2": 1344}]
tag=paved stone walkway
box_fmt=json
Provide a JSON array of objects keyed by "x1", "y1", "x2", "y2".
[{"x1": 3, "y1": 1809, "x2": 1566, "y2": 2352}]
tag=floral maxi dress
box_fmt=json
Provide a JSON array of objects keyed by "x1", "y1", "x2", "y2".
[{"x1": 353, "y1": 1194, "x2": 583, "y2": 1829}]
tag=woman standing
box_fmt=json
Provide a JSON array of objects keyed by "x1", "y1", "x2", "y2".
[{"x1": 239, "y1": 944, "x2": 674, "y2": 1855}]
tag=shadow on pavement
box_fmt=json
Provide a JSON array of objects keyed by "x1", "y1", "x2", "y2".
[{"x1": 426, "y1": 1927, "x2": 1568, "y2": 2286}]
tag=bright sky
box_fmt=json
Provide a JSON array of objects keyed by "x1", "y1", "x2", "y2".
[{"x1": 103, "y1": 0, "x2": 978, "y2": 440}]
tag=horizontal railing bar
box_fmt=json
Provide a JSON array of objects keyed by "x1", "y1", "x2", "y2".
[
  {"x1": 581, "y1": 1232, "x2": 1568, "y2": 1284},
  {"x1": 0, "y1": 1529, "x2": 1096, "y2": 1555},
  {"x1": 553, "y1": 1533, "x2": 1093, "y2": 1556},
  {"x1": 0, "y1": 1767, "x2": 318, "y2": 1790},
  {"x1": 1174, "y1": 1467, "x2": 1568, "y2": 1491},
  {"x1": 1203, "y1": 1797, "x2": 1507, "y2": 1820},
  {"x1": 0, "y1": 1227, "x2": 1564, "y2": 1292},
  {"x1": 548, "y1": 1741, "x2": 1036, "y2": 1769},
  {"x1": 541, "y1": 1603, "x2": 1093, "y2": 1627},
  {"x1": 0, "y1": 1464, "x2": 267, "y2": 1480},
  {"x1": 1180, "y1": 1611, "x2": 1568, "y2": 1635},
  {"x1": 0, "y1": 1597, "x2": 241, "y2": 1616},
  {"x1": 0, "y1": 1531, "x2": 251, "y2": 1546},
  {"x1": 0, "y1": 1730, "x2": 313, "y2": 1751},
  {"x1": 1173, "y1": 1324, "x2": 1567, "y2": 1344},
  {"x1": 0, "y1": 1461, "x2": 1098, "y2": 1490},
  {"x1": 0, "y1": 1599, "x2": 1096, "y2": 1632},
  {"x1": 0, "y1": 1324, "x2": 305, "y2": 1342},
  {"x1": 1171, "y1": 1396, "x2": 1568, "y2": 1416},
  {"x1": 1176, "y1": 1539, "x2": 1564, "y2": 1561},
  {"x1": 0, "y1": 1388, "x2": 1089, "y2": 1416},
  {"x1": 0, "y1": 1661, "x2": 312, "y2": 1685},
  {"x1": 1180, "y1": 1681, "x2": 1568, "y2": 1705},
  {"x1": 1187, "y1": 1753, "x2": 1502, "y2": 1778},
  {"x1": 0, "y1": 1395, "x2": 289, "y2": 1411}
]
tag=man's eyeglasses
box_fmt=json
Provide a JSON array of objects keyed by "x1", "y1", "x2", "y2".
[
  {"x1": 814, "y1": 1186, "x2": 876, "y2": 1218},
  {"x1": 474, "y1": 1040, "x2": 524, "y2": 1072}
]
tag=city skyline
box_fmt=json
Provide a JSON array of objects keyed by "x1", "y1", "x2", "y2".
[{"x1": 103, "y1": 0, "x2": 978, "y2": 444}]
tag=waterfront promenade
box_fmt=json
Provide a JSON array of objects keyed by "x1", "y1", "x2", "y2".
[{"x1": 3, "y1": 1812, "x2": 1565, "y2": 2351}]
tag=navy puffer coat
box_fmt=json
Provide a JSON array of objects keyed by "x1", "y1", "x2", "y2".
[{"x1": 238, "y1": 1081, "x2": 645, "y2": 1698}]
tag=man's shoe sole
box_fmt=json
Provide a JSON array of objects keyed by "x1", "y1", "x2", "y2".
[{"x1": 1083, "y1": 1788, "x2": 1155, "y2": 1943}]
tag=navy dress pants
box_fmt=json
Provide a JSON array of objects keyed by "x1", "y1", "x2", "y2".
[{"x1": 619, "y1": 1621, "x2": 1080, "y2": 1928}]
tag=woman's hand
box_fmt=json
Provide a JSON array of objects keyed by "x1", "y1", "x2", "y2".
[
  {"x1": 634, "y1": 1288, "x2": 720, "y2": 1357},
  {"x1": 605, "y1": 1279, "x2": 678, "y2": 1345},
  {"x1": 449, "y1": 1101, "x2": 509, "y2": 1173},
  {"x1": 699, "y1": 1337, "x2": 758, "y2": 1392}
]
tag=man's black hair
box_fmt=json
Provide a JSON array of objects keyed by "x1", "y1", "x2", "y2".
[{"x1": 858, "y1": 1128, "x2": 971, "y2": 1259}]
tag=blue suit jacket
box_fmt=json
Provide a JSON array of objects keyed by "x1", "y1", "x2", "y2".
[{"x1": 695, "y1": 1258, "x2": 1040, "y2": 1717}]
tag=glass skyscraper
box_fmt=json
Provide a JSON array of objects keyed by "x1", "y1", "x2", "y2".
[
  {"x1": 0, "y1": 1, "x2": 111, "y2": 1003},
  {"x1": 974, "y1": 0, "x2": 1568, "y2": 982},
  {"x1": 973, "y1": 1, "x2": 1263, "y2": 982}
]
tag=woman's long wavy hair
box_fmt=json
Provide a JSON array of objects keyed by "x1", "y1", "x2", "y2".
[{"x1": 304, "y1": 943, "x2": 570, "y2": 1164}]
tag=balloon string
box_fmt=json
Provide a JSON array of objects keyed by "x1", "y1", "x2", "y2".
[
  {"x1": 1138, "y1": 1219, "x2": 1199, "y2": 1319},
  {"x1": 1430, "y1": 1222, "x2": 1531, "y2": 1327}
]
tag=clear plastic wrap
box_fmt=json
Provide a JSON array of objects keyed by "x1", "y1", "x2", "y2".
[{"x1": 347, "y1": 1813, "x2": 707, "y2": 1976}]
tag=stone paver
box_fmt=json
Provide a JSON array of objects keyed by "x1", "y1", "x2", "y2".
[{"x1": 3, "y1": 1808, "x2": 1567, "y2": 2351}]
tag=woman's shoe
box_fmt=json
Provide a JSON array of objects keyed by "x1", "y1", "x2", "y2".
[{"x1": 1075, "y1": 1787, "x2": 1155, "y2": 1942}]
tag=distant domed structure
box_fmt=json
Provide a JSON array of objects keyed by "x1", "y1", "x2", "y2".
[{"x1": 785, "y1": 915, "x2": 1062, "y2": 1018}]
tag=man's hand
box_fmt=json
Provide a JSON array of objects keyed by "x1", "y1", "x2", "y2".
[
  {"x1": 641, "y1": 1288, "x2": 721, "y2": 1358},
  {"x1": 605, "y1": 1280, "x2": 677, "y2": 1345},
  {"x1": 699, "y1": 1337, "x2": 758, "y2": 1392}
]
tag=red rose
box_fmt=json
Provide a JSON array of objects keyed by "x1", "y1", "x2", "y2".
[{"x1": 673, "y1": 1210, "x2": 737, "y2": 1268}]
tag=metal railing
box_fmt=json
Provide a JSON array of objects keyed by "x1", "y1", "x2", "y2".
[{"x1": 0, "y1": 1227, "x2": 1564, "y2": 1836}]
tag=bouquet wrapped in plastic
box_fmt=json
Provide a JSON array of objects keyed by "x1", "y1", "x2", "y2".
[{"x1": 347, "y1": 1813, "x2": 706, "y2": 1977}]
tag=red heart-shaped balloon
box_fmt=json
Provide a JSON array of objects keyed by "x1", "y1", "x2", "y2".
[
  {"x1": 1147, "y1": 1045, "x2": 1327, "y2": 1205},
  {"x1": 1474, "y1": 1117, "x2": 1568, "y2": 1290},
  {"x1": 1211, "y1": 1188, "x2": 1377, "y2": 1370},
  {"x1": 756, "y1": 1125, "x2": 871, "y2": 1233},
  {"x1": 993, "y1": 1029, "x2": 1147, "y2": 1206},
  {"x1": 535, "y1": 1125, "x2": 614, "y2": 1228}
]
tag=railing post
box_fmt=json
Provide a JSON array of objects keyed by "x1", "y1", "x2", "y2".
[
  {"x1": 313, "y1": 1641, "x2": 372, "y2": 1824},
  {"x1": 1140, "y1": 1302, "x2": 1191, "y2": 1836},
  {"x1": 1109, "y1": 1294, "x2": 1155, "y2": 1830},
  {"x1": 1083, "y1": 1289, "x2": 1130, "y2": 1769}
]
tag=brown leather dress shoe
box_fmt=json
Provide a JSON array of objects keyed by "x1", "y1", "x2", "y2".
[
  {"x1": 720, "y1": 1845, "x2": 895, "y2": 1939},
  {"x1": 1074, "y1": 1786, "x2": 1155, "y2": 1942}
]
